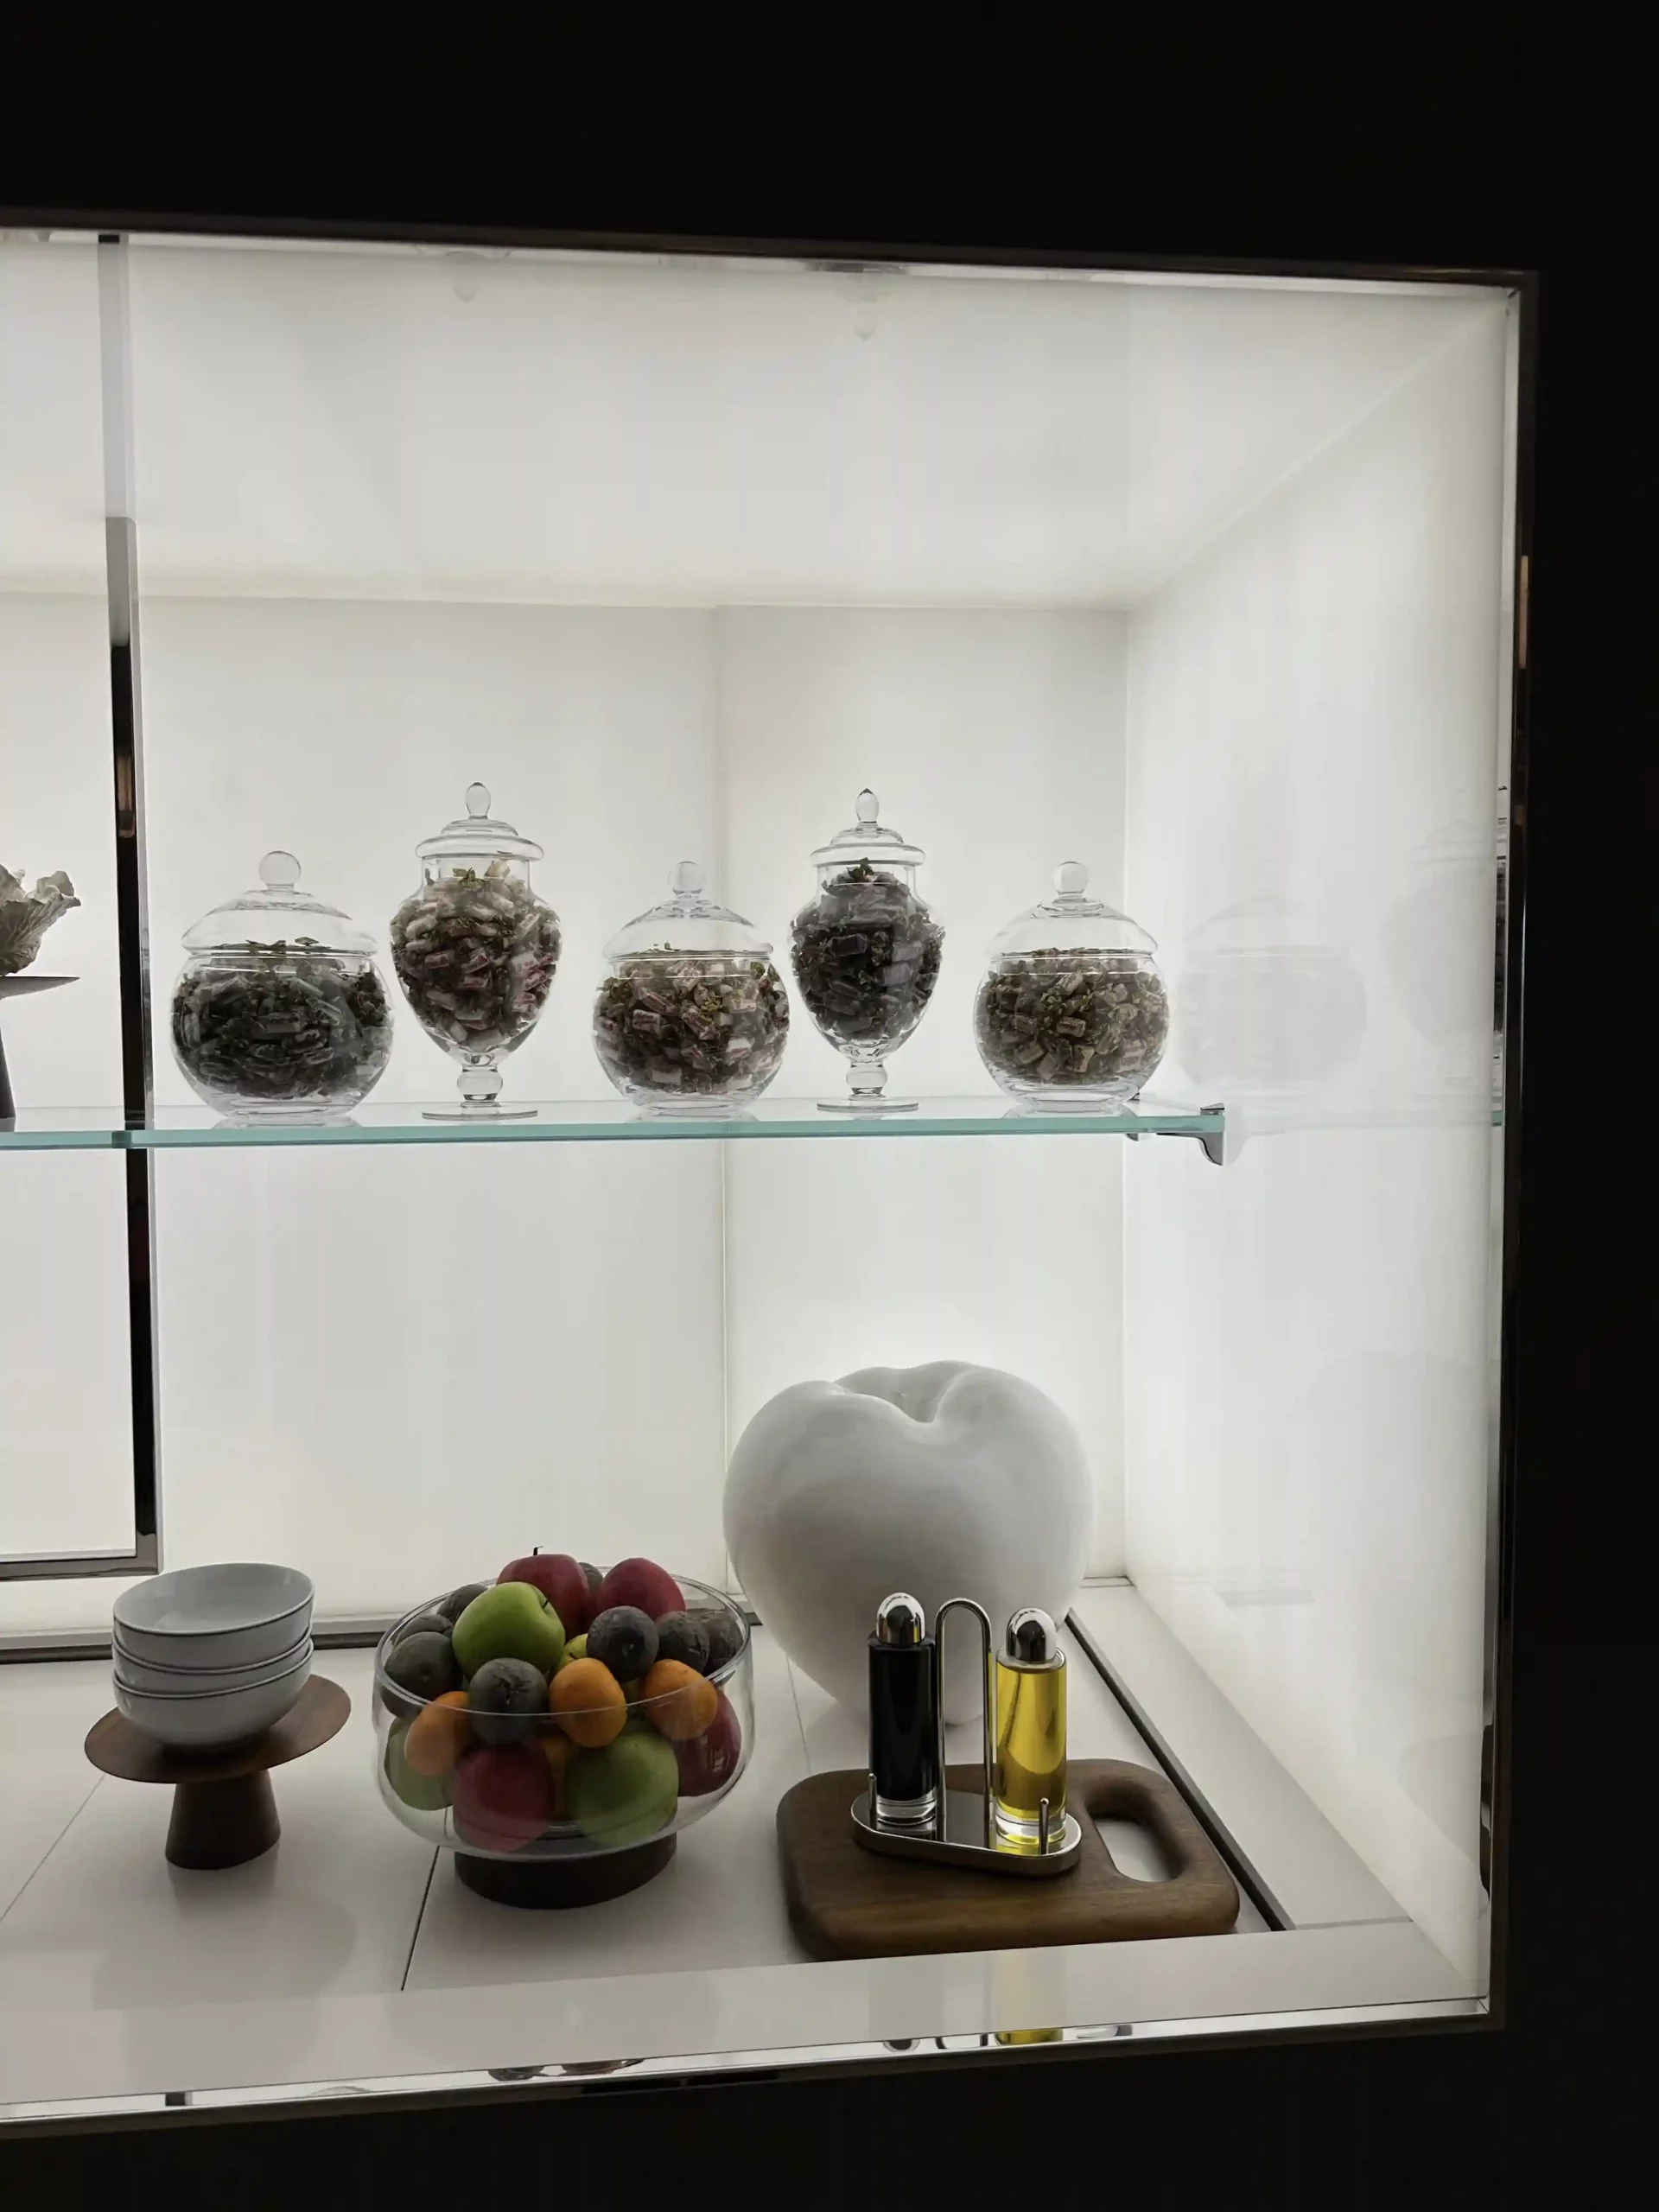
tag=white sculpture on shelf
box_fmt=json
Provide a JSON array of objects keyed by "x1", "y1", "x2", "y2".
[
  {"x1": 723, "y1": 1359, "x2": 1092, "y2": 1723},
  {"x1": 0, "y1": 865, "x2": 78, "y2": 976}
]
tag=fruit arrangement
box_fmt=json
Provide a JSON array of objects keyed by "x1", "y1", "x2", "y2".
[{"x1": 375, "y1": 1554, "x2": 750, "y2": 1859}]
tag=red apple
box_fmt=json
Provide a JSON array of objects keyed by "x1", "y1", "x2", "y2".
[
  {"x1": 497, "y1": 1550, "x2": 592, "y2": 1637},
  {"x1": 674, "y1": 1689, "x2": 743, "y2": 1797},
  {"x1": 453, "y1": 1744, "x2": 556, "y2": 1853},
  {"x1": 594, "y1": 1556, "x2": 683, "y2": 1622}
]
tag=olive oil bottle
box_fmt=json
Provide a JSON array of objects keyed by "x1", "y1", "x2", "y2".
[{"x1": 993, "y1": 1607, "x2": 1066, "y2": 1850}]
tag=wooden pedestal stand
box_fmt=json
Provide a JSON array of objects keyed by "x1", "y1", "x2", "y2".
[
  {"x1": 0, "y1": 974, "x2": 75, "y2": 1124},
  {"x1": 85, "y1": 1676, "x2": 350, "y2": 1871}
]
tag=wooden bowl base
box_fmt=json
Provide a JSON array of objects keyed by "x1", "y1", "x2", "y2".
[{"x1": 454, "y1": 1833, "x2": 677, "y2": 1909}]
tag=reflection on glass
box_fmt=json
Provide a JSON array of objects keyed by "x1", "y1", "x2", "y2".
[
  {"x1": 1380, "y1": 817, "x2": 1498, "y2": 1093},
  {"x1": 1174, "y1": 897, "x2": 1366, "y2": 1097}
]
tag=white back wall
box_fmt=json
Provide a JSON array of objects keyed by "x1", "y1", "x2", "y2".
[{"x1": 1122, "y1": 304, "x2": 1512, "y2": 1974}]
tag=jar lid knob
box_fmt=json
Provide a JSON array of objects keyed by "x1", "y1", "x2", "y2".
[
  {"x1": 464, "y1": 781, "x2": 492, "y2": 819},
  {"x1": 1053, "y1": 861, "x2": 1089, "y2": 899},
  {"x1": 258, "y1": 849, "x2": 301, "y2": 891},
  {"x1": 855, "y1": 787, "x2": 880, "y2": 824},
  {"x1": 671, "y1": 860, "x2": 705, "y2": 898}
]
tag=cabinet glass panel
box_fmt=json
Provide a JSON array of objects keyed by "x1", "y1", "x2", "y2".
[
  {"x1": 0, "y1": 232, "x2": 1520, "y2": 2114},
  {"x1": 0, "y1": 235, "x2": 136, "y2": 1578}
]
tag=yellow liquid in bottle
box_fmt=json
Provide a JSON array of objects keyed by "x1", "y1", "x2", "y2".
[{"x1": 993, "y1": 1656, "x2": 1066, "y2": 1849}]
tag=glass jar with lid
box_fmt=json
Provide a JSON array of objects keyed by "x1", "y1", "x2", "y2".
[
  {"x1": 390, "y1": 783, "x2": 562, "y2": 1120},
  {"x1": 594, "y1": 862, "x2": 791, "y2": 1114},
  {"x1": 790, "y1": 789, "x2": 944, "y2": 1113},
  {"x1": 171, "y1": 850, "x2": 394, "y2": 1122},
  {"x1": 975, "y1": 862, "x2": 1169, "y2": 1106}
]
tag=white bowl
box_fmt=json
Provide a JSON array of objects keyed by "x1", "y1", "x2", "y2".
[
  {"x1": 113, "y1": 1563, "x2": 313, "y2": 1670},
  {"x1": 112, "y1": 1649, "x2": 313, "y2": 1752},
  {"x1": 112, "y1": 1633, "x2": 312, "y2": 1698}
]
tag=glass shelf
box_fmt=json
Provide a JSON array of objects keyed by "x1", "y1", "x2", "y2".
[
  {"x1": 0, "y1": 1109, "x2": 130, "y2": 1152},
  {"x1": 0, "y1": 1096, "x2": 1225, "y2": 1154}
]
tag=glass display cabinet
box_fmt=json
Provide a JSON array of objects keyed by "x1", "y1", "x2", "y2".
[{"x1": 0, "y1": 226, "x2": 1525, "y2": 2123}]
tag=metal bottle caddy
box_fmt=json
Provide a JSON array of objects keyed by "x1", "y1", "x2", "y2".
[{"x1": 850, "y1": 1597, "x2": 1084, "y2": 1878}]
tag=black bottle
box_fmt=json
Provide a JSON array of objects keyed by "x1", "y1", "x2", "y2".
[{"x1": 868, "y1": 1591, "x2": 939, "y2": 1827}]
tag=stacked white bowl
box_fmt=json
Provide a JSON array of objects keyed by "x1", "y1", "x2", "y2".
[{"x1": 111, "y1": 1564, "x2": 315, "y2": 1751}]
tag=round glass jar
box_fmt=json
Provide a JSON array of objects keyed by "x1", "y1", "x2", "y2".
[
  {"x1": 975, "y1": 862, "x2": 1169, "y2": 1106},
  {"x1": 594, "y1": 862, "x2": 790, "y2": 1114},
  {"x1": 390, "y1": 784, "x2": 561, "y2": 1120},
  {"x1": 170, "y1": 851, "x2": 393, "y2": 1122},
  {"x1": 791, "y1": 790, "x2": 944, "y2": 1112}
]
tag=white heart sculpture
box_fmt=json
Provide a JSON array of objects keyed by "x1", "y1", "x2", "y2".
[{"x1": 723, "y1": 1360, "x2": 1092, "y2": 1722}]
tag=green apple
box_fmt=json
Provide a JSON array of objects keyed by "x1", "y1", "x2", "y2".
[
  {"x1": 565, "y1": 1725, "x2": 678, "y2": 1847},
  {"x1": 453, "y1": 1580, "x2": 565, "y2": 1678},
  {"x1": 385, "y1": 1720, "x2": 452, "y2": 1811}
]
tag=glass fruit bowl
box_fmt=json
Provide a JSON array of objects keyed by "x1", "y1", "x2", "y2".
[{"x1": 372, "y1": 1568, "x2": 753, "y2": 1906}]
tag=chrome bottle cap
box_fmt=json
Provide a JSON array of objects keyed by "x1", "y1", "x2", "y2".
[
  {"x1": 1004, "y1": 1607, "x2": 1063, "y2": 1668},
  {"x1": 875, "y1": 1592, "x2": 926, "y2": 1644}
]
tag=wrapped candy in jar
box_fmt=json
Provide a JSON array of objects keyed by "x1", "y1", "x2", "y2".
[
  {"x1": 594, "y1": 862, "x2": 790, "y2": 1114},
  {"x1": 171, "y1": 851, "x2": 393, "y2": 1122},
  {"x1": 975, "y1": 862, "x2": 1169, "y2": 1105},
  {"x1": 390, "y1": 784, "x2": 561, "y2": 1120},
  {"x1": 791, "y1": 789, "x2": 944, "y2": 1112}
]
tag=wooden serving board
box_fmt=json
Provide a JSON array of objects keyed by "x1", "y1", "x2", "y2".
[{"x1": 778, "y1": 1759, "x2": 1239, "y2": 1961}]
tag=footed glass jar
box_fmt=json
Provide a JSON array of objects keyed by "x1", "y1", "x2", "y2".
[
  {"x1": 791, "y1": 790, "x2": 944, "y2": 1113},
  {"x1": 171, "y1": 852, "x2": 393, "y2": 1122},
  {"x1": 976, "y1": 862, "x2": 1169, "y2": 1106},
  {"x1": 594, "y1": 862, "x2": 790, "y2": 1115},
  {"x1": 390, "y1": 784, "x2": 561, "y2": 1121}
]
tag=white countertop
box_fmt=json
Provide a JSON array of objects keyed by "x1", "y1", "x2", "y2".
[{"x1": 0, "y1": 1618, "x2": 1467, "y2": 2122}]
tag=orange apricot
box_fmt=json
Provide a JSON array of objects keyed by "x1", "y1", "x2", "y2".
[
  {"x1": 639, "y1": 1658, "x2": 719, "y2": 1742},
  {"x1": 404, "y1": 1688, "x2": 472, "y2": 1777},
  {"x1": 550, "y1": 1656, "x2": 628, "y2": 1748}
]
